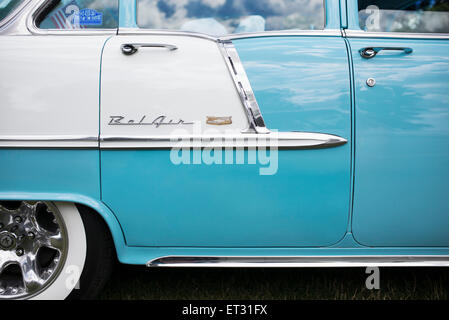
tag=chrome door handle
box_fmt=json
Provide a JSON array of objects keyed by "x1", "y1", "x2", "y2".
[
  {"x1": 121, "y1": 43, "x2": 178, "y2": 55},
  {"x1": 359, "y1": 47, "x2": 413, "y2": 59}
]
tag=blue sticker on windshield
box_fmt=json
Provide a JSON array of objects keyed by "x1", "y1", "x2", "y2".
[{"x1": 76, "y1": 8, "x2": 103, "y2": 25}]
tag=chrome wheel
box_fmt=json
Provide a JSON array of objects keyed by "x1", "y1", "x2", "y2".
[{"x1": 0, "y1": 201, "x2": 68, "y2": 299}]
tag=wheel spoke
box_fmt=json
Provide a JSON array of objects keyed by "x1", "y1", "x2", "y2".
[
  {"x1": 45, "y1": 233, "x2": 65, "y2": 252},
  {"x1": 19, "y1": 201, "x2": 36, "y2": 218},
  {"x1": 20, "y1": 256, "x2": 45, "y2": 293},
  {"x1": 26, "y1": 207, "x2": 41, "y2": 231}
]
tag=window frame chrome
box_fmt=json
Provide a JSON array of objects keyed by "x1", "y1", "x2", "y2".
[
  {"x1": 345, "y1": 29, "x2": 449, "y2": 40},
  {"x1": 118, "y1": 28, "x2": 342, "y2": 41},
  {"x1": 0, "y1": 0, "x2": 31, "y2": 32}
]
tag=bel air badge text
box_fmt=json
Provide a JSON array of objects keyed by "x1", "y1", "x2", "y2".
[{"x1": 108, "y1": 115, "x2": 194, "y2": 128}]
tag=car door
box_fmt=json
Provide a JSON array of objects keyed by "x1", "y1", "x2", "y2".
[
  {"x1": 100, "y1": 0, "x2": 351, "y2": 247},
  {"x1": 347, "y1": 0, "x2": 449, "y2": 246}
]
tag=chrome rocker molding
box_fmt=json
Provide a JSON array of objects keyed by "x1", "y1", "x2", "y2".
[{"x1": 147, "y1": 255, "x2": 449, "y2": 268}]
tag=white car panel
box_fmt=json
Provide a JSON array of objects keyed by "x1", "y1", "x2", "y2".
[
  {"x1": 0, "y1": 36, "x2": 109, "y2": 146},
  {"x1": 100, "y1": 35, "x2": 248, "y2": 148}
]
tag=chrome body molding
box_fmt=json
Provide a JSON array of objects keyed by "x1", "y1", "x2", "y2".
[
  {"x1": 0, "y1": 132, "x2": 347, "y2": 149},
  {"x1": 0, "y1": 136, "x2": 98, "y2": 148},
  {"x1": 345, "y1": 30, "x2": 449, "y2": 40},
  {"x1": 147, "y1": 255, "x2": 449, "y2": 268},
  {"x1": 218, "y1": 40, "x2": 269, "y2": 134},
  {"x1": 100, "y1": 132, "x2": 347, "y2": 149}
]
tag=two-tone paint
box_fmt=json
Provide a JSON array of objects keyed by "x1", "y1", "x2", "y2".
[{"x1": 1, "y1": 0, "x2": 449, "y2": 266}]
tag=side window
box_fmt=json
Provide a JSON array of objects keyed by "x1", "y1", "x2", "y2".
[
  {"x1": 358, "y1": 0, "x2": 449, "y2": 33},
  {"x1": 38, "y1": 0, "x2": 118, "y2": 29},
  {"x1": 137, "y1": 0, "x2": 325, "y2": 37},
  {"x1": 0, "y1": 0, "x2": 24, "y2": 22}
]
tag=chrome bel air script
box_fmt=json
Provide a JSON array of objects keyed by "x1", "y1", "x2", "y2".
[{"x1": 108, "y1": 115, "x2": 194, "y2": 128}]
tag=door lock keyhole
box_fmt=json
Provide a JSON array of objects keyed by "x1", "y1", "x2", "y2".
[{"x1": 366, "y1": 78, "x2": 376, "y2": 87}]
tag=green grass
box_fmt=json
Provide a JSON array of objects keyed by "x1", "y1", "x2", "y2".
[{"x1": 99, "y1": 264, "x2": 449, "y2": 300}]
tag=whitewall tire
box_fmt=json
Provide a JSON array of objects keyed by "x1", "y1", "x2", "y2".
[
  {"x1": 32, "y1": 202, "x2": 86, "y2": 300},
  {"x1": 0, "y1": 201, "x2": 113, "y2": 300}
]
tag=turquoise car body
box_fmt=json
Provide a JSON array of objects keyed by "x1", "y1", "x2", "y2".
[{"x1": 1, "y1": 0, "x2": 449, "y2": 265}]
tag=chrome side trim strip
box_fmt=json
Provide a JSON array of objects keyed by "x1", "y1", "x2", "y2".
[
  {"x1": 100, "y1": 132, "x2": 347, "y2": 149},
  {"x1": 0, "y1": 132, "x2": 347, "y2": 149},
  {"x1": 0, "y1": 135, "x2": 98, "y2": 148},
  {"x1": 345, "y1": 30, "x2": 449, "y2": 40},
  {"x1": 147, "y1": 255, "x2": 449, "y2": 268},
  {"x1": 218, "y1": 40, "x2": 269, "y2": 134}
]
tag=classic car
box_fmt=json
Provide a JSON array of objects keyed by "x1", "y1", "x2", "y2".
[{"x1": 1, "y1": 0, "x2": 448, "y2": 300}]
